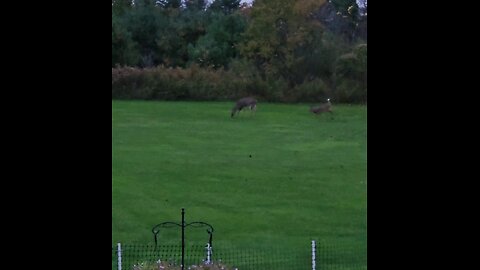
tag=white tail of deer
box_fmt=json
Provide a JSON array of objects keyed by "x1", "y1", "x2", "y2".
[
  {"x1": 310, "y1": 98, "x2": 332, "y2": 115},
  {"x1": 231, "y1": 97, "x2": 257, "y2": 118}
]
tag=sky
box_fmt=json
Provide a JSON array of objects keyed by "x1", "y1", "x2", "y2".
[{"x1": 356, "y1": 0, "x2": 366, "y2": 9}]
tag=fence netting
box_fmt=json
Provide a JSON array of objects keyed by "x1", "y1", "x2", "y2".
[{"x1": 112, "y1": 242, "x2": 366, "y2": 270}]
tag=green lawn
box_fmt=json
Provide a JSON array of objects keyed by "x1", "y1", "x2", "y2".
[{"x1": 112, "y1": 100, "x2": 366, "y2": 250}]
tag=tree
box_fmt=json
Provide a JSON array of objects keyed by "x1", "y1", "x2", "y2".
[
  {"x1": 188, "y1": 12, "x2": 247, "y2": 68},
  {"x1": 112, "y1": 0, "x2": 132, "y2": 15},
  {"x1": 239, "y1": 0, "x2": 327, "y2": 86},
  {"x1": 318, "y1": 0, "x2": 364, "y2": 42},
  {"x1": 334, "y1": 43, "x2": 367, "y2": 103},
  {"x1": 122, "y1": 5, "x2": 168, "y2": 67},
  {"x1": 156, "y1": 0, "x2": 181, "y2": 9},
  {"x1": 112, "y1": 12, "x2": 140, "y2": 66},
  {"x1": 135, "y1": 0, "x2": 155, "y2": 7},
  {"x1": 330, "y1": 0, "x2": 358, "y2": 17},
  {"x1": 185, "y1": 0, "x2": 207, "y2": 11},
  {"x1": 209, "y1": 0, "x2": 241, "y2": 14}
]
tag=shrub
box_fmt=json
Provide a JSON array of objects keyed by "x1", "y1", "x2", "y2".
[
  {"x1": 290, "y1": 78, "x2": 331, "y2": 103},
  {"x1": 333, "y1": 43, "x2": 367, "y2": 103},
  {"x1": 112, "y1": 52, "x2": 366, "y2": 103},
  {"x1": 112, "y1": 65, "x2": 259, "y2": 101}
]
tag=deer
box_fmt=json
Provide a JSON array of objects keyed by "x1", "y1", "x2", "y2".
[
  {"x1": 310, "y1": 98, "x2": 333, "y2": 115},
  {"x1": 231, "y1": 97, "x2": 257, "y2": 118}
]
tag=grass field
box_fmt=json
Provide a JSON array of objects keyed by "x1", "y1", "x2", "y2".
[{"x1": 112, "y1": 100, "x2": 366, "y2": 251}]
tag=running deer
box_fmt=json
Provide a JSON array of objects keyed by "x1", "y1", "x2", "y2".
[
  {"x1": 231, "y1": 97, "x2": 257, "y2": 118},
  {"x1": 310, "y1": 98, "x2": 333, "y2": 115}
]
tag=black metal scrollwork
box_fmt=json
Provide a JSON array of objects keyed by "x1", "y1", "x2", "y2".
[{"x1": 151, "y1": 208, "x2": 214, "y2": 270}]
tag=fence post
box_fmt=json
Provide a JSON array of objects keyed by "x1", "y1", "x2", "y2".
[
  {"x1": 182, "y1": 208, "x2": 185, "y2": 270},
  {"x1": 312, "y1": 240, "x2": 316, "y2": 270},
  {"x1": 117, "y1": 242, "x2": 122, "y2": 270},
  {"x1": 205, "y1": 243, "x2": 212, "y2": 264}
]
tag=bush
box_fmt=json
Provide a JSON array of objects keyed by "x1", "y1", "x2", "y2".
[
  {"x1": 290, "y1": 78, "x2": 331, "y2": 103},
  {"x1": 112, "y1": 52, "x2": 366, "y2": 104},
  {"x1": 132, "y1": 261, "x2": 238, "y2": 270},
  {"x1": 333, "y1": 43, "x2": 367, "y2": 103},
  {"x1": 112, "y1": 65, "x2": 261, "y2": 101},
  {"x1": 334, "y1": 78, "x2": 366, "y2": 103}
]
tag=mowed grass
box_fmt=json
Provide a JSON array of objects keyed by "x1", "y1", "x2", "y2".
[{"x1": 112, "y1": 100, "x2": 366, "y2": 250}]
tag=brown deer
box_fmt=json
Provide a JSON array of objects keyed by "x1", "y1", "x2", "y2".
[
  {"x1": 231, "y1": 97, "x2": 257, "y2": 118},
  {"x1": 310, "y1": 98, "x2": 333, "y2": 115}
]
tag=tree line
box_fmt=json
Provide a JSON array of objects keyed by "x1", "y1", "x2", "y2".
[{"x1": 112, "y1": 0, "x2": 367, "y2": 103}]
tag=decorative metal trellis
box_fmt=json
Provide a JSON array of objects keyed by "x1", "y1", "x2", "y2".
[{"x1": 151, "y1": 208, "x2": 214, "y2": 270}]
